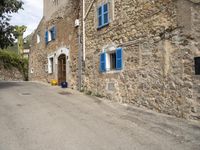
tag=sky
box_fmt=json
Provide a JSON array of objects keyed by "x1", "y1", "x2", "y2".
[{"x1": 10, "y1": 0, "x2": 43, "y2": 37}]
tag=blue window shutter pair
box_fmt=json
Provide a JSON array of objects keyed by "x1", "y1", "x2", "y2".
[
  {"x1": 98, "y1": 3, "x2": 109, "y2": 28},
  {"x1": 45, "y1": 31, "x2": 48, "y2": 44},
  {"x1": 116, "y1": 48, "x2": 123, "y2": 70},
  {"x1": 99, "y1": 48, "x2": 123, "y2": 73},
  {"x1": 45, "y1": 26, "x2": 56, "y2": 44},
  {"x1": 100, "y1": 52, "x2": 106, "y2": 72}
]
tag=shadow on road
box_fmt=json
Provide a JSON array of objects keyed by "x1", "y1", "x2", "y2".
[{"x1": 0, "y1": 81, "x2": 21, "y2": 89}]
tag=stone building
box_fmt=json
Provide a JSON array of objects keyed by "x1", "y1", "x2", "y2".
[
  {"x1": 83, "y1": 0, "x2": 200, "y2": 120},
  {"x1": 30, "y1": 0, "x2": 200, "y2": 120},
  {"x1": 29, "y1": 0, "x2": 80, "y2": 88}
]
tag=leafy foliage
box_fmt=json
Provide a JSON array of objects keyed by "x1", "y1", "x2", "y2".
[
  {"x1": 0, "y1": 50, "x2": 28, "y2": 80},
  {"x1": 0, "y1": 0, "x2": 23, "y2": 49}
]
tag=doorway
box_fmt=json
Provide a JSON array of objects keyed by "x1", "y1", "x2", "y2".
[{"x1": 58, "y1": 54, "x2": 66, "y2": 85}]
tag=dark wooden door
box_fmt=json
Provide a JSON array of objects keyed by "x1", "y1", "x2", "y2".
[{"x1": 58, "y1": 54, "x2": 66, "y2": 85}]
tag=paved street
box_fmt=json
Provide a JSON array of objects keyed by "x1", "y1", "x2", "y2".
[{"x1": 0, "y1": 81, "x2": 200, "y2": 150}]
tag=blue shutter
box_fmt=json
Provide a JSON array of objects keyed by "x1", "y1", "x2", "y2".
[
  {"x1": 45, "y1": 31, "x2": 48, "y2": 44},
  {"x1": 116, "y1": 48, "x2": 123, "y2": 70},
  {"x1": 52, "y1": 26, "x2": 56, "y2": 40},
  {"x1": 100, "y1": 52, "x2": 106, "y2": 72},
  {"x1": 97, "y1": 3, "x2": 109, "y2": 28},
  {"x1": 98, "y1": 6, "x2": 103, "y2": 28},
  {"x1": 103, "y1": 3, "x2": 109, "y2": 24}
]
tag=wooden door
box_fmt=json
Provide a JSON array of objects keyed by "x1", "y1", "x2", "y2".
[{"x1": 58, "y1": 54, "x2": 66, "y2": 85}]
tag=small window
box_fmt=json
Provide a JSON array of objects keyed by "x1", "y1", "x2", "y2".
[
  {"x1": 97, "y1": 3, "x2": 109, "y2": 29},
  {"x1": 45, "y1": 26, "x2": 56, "y2": 45},
  {"x1": 37, "y1": 34, "x2": 40, "y2": 43},
  {"x1": 100, "y1": 47, "x2": 123, "y2": 72},
  {"x1": 30, "y1": 68, "x2": 34, "y2": 74},
  {"x1": 48, "y1": 57, "x2": 54, "y2": 74},
  {"x1": 194, "y1": 57, "x2": 200, "y2": 75}
]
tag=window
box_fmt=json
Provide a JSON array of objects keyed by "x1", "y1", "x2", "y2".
[
  {"x1": 110, "y1": 53, "x2": 116, "y2": 70},
  {"x1": 45, "y1": 26, "x2": 56, "y2": 45},
  {"x1": 107, "y1": 52, "x2": 116, "y2": 70},
  {"x1": 100, "y1": 47, "x2": 123, "y2": 72},
  {"x1": 30, "y1": 68, "x2": 34, "y2": 74},
  {"x1": 37, "y1": 34, "x2": 40, "y2": 43},
  {"x1": 97, "y1": 3, "x2": 109, "y2": 29},
  {"x1": 194, "y1": 57, "x2": 200, "y2": 75},
  {"x1": 48, "y1": 57, "x2": 54, "y2": 74}
]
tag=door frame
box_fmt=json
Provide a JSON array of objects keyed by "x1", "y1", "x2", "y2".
[{"x1": 57, "y1": 54, "x2": 67, "y2": 85}]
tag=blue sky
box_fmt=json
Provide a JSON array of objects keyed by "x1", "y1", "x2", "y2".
[{"x1": 10, "y1": 0, "x2": 43, "y2": 37}]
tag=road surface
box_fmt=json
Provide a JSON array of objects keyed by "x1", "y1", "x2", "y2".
[{"x1": 0, "y1": 81, "x2": 199, "y2": 150}]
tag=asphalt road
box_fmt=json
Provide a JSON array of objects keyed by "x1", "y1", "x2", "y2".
[{"x1": 0, "y1": 81, "x2": 200, "y2": 150}]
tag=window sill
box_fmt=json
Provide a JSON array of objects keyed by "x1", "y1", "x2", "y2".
[
  {"x1": 48, "y1": 73, "x2": 54, "y2": 75},
  {"x1": 97, "y1": 23, "x2": 109, "y2": 30},
  {"x1": 103, "y1": 69, "x2": 122, "y2": 74},
  {"x1": 46, "y1": 39, "x2": 56, "y2": 45}
]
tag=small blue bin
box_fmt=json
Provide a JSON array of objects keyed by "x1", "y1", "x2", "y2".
[{"x1": 61, "y1": 82, "x2": 68, "y2": 88}]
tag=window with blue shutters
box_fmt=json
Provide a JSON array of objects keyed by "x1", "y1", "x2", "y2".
[
  {"x1": 45, "y1": 26, "x2": 56, "y2": 45},
  {"x1": 100, "y1": 47, "x2": 123, "y2": 73},
  {"x1": 97, "y1": 3, "x2": 109, "y2": 29}
]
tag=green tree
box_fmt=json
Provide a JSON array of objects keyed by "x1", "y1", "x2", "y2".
[
  {"x1": 0, "y1": 0, "x2": 23, "y2": 49},
  {"x1": 14, "y1": 25, "x2": 27, "y2": 56}
]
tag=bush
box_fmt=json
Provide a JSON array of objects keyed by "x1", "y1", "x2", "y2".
[{"x1": 0, "y1": 50, "x2": 28, "y2": 81}]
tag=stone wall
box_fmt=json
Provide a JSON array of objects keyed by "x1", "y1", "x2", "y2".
[
  {"x1": 29, "y1": 0, "x2": 80, "y2": 89},
  {"x1": 83, "y1": 0, "x2": 200, "y2": 120},
  {"x1": 191, "y1": 1, "x2": 200, "y2": 120},
  {"x1": 43, "y1": 0, "x2": 70, "y2": 21},
  {"x1": 0, "y1": 65, "x2": 23, "y2": 81},
  {"x1": 29, "y1": 19, "x2": 48, "y2": 83}
]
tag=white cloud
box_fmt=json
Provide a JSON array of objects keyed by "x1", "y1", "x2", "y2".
[{"x1": 10, "y1": 0, "x2": 43, "y2": 37}]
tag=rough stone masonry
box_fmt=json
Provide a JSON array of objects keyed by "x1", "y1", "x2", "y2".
[
  {"x1": 29, "y1": 0, "x2": 200, "y2": 121},
  {"x1": 29, "y1": 0, "x2": 80, "y2": 88},
  {"x1": 83, "y1": 0, "x2": 200, "y2": 120}
]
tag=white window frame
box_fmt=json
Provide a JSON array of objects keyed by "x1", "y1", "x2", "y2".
[
  {"x1": 48, "y1": 55, "x2": 54, "y2": 74},
  {"x1": 37, "y1": 34, "x2": 40, "y2": 43},
  {"x1": 30, "y1": 68, "x2": 34, "y2": 74},
  {"x1": 95, "y1": 0, "x2": 115, "y2": 29},
  {"x1": 102, "y1": 45, "x2": 123, "y2": 74},
  {"x1": 48, "y1": 30, "x2": 52, "y2": 42}
]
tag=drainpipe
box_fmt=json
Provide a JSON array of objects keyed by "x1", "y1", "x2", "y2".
[
  {"x1": 83, "y1": 0, "x2": 86, "y2": 61},
  {"x1": 78, "y1": 18, "x2": 82, "y2": 91}
]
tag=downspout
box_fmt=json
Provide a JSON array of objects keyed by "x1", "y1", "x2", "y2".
[{"x1": 83, "y1": 0, "x2": 86, "y2": 61}]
